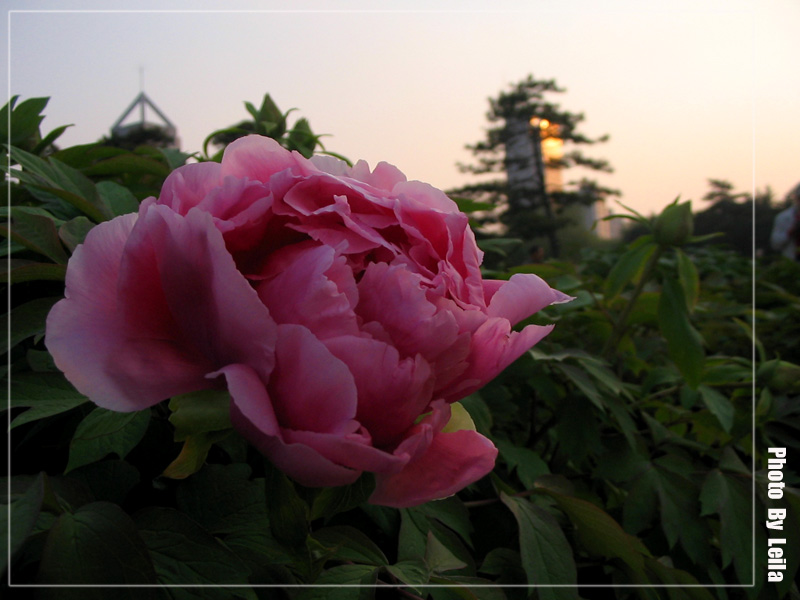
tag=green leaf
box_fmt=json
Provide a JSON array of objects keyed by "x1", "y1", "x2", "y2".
[
  {"x1": 2, "y1": 472, "x2": 46, "y2": 572},
  {"x1": 96, "y1": 180, "x2": 140, "y2": 216},
  {"x1": 675, "y1": 248, "x2": 700, "y2": 312},
  {"x1": 554, "y1": 395, "x2": 602, "y2": 463},
  {"x1": 9, "y1": 146, "x2": 111, "y2": 222},
  {"x1": 479, "y1": 547, "x2": 524, "y2": 578},
  {"x1": 613, "y1": 200, "x2": 650, "y2": 224},
  {"x1": 605, "y1": 240, "x2": 657, "y2": 298},
  {"x1": 37, "y1": 501, "x2": 157, "y2": 588},
  {"x1": 134, "y1": 507, "x2": 254, "y2": 598},
  {"x1": 0, "y1": 240, "x2": 26, "y2": 258},
  {"x1": 2, "y1": 296, "x2": 61, "y2": 355},
  {"x1": 579, "y1": 356, "x2": 633, "y2": 399},
  {"x1": 0, "y1": 207, "x2": 69, "y2": 264},
  {"x1": 168, "y1": 389, "x2": 232, "y2": 441},
  {"x1": 500, "y1": 493, "x2": 579, "y2": 599},
  {"x1": 644, "y1": 557, "x2": 717, "y2": 600},
  {"x1": 699, "y1": 470, "x2": 752, "y2": 582},
  {"x1": 58, "y1": 216, "x2": 95, "y2": 251},
  {"x1": 67, "y1": 460, "x2": 140, "y2": 506},
  {"x1": 555, "y1": 362, "x2": 606, "y2": 412},
  {"x1": 604, "y1": 395, "x2": 639, "y2": 449},
  {"x1": 82, "y1": 153, "x2": 171, "y2": 179},
  {"x1": 398, "y1": 508, "x2": 430, "y2": 562},
  {"x1": 594, "y1": 437, "x2": 650, "y2": 484},
  {"x1": 32, "y1": 123, "x2": 72, "y2": 154},
  {"x1": 417, "y1": 496, "x2": 474, "y2": 549},
  {"x1": 402, "y1": 506, "x2": 475, "y2": 577},
  {"x1": 27, "y1": 348, "x2": 57, "y2": 371},
  {"x1": 426, "y1": 530, "x2": 468, "y2": 573},
  {"x1": 310, "y1": 472, "x2": 376, "y2": 521},
  {"x1": 161, "y1": 430, "x2": 230, "y2": 480},
  {"x1": 623, "y1": 469, "x2": 660, "y2": 534},
  {"x1": 8, "y1": 372, "x2": 90, "y2": 428},
  {"x1": 65, "y1": 407, "x2": 151, "y2": 473},
  {"x1": 450, "y1": 196, "x2": 494, "y2": 213},
  {"x1": 1, "y1": 258, "x2": 67, "y2": 283},
  {"x1": 658, "y1": 277, "x2": 705, "y2": 388},
  {"x1": 386, "y1": 559, "x2": 430, "y2": 590},
  {"x1": 244, "y1": 100, "x2": 260, "y2": 121},
  {"x1": 312, "y1": 525, "x2": 389, "y2": 566},
  {"x1": 163, "y1": 389, "x2": 233, "y2": 479},
  {"x1": 476, "y1": 237, "x2": 523, "y2": 257},
  {"x1": 534, "y1": 486, "x2": 648, "y2": 577},
  {"x1": 496, "y1": 439, "x2": 550, "y2": 489},
  {"x1": 264, "y1": 459, "x2": 310, "y2": 548},
  {"x1": 1, "y1": 96, "x2": 48, "y2": 146},
  {"x1": 175, "y1": 463, "x2": 268, "y2": 535},
  {"x1": 256, "y1": 94, "x2": 286, "y2": 134},
  {"x1": 159, "y1": 147, "x2": 193, "y2": 170},
  {"x1": 634, "y1": 459, "x2": 711, "y2": 565},
  {"x1": 719, "y1": 446, "x2": 750, "y2": 475},
  {"x1": 202, "y1": 126, "x2": 248, "y2": 158},
  {"x1": 286, "y1": 117, "x2": 318, "y2": 157},
  {"x1": 459, "y1": 394, "x2": 493, "y2": 436},
  {"x1": 297, "y1": 564, "x2": 379, "y2": 600},
  {"x1": 428, "y1": 575, "x2": 509, "y2": 600},
  {"x1": 697, "y1": 385, "x2": 735, "y2": 433}
]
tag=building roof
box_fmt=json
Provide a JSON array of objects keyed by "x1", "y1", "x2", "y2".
[{"x1": 111, "y1": 92, "x2": 176, "y2": 138}]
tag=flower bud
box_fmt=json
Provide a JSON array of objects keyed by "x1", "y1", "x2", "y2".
[
  {"x1": 759, "y1": 359, "x2": 800, "y2": 393},
  {"x1": 654, "y1": 201, "x2": 693, "y2": 247}
]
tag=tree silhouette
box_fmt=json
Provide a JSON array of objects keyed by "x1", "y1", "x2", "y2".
[
  {"x1": 451, "y1": 74, "x2": 618, "y2": 258},
  {"x1": 693, "y1": 179, "x2": 777, "y2": 256}
]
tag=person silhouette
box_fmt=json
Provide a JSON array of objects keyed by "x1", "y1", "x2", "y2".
[{"x1": 771, "y1": 183, "x2": 800, "y2": 260}]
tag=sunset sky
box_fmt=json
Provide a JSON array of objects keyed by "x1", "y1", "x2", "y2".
[{"x1": 4, "y1": 0, "x2": 798, "y2": 217}]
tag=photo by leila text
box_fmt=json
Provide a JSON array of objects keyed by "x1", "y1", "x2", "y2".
[{"x1": 765, "y1": 447, "x2": 789, "y2": 583}]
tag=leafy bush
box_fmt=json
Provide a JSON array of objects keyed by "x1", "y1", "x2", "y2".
[{"x1": 2, "y1": 96, "x2": 798, "y2": 599}]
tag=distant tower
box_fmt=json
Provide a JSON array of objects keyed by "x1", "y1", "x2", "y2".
[
  {"x1": 108, "y1": 92, "x2": 179, "y2": 149},
  {"x1": 505, "y1": 114, "x2": 543, "y2": 208},
  {"x1": 505, "y1": 117, "x2": 618, "y2": 241}
]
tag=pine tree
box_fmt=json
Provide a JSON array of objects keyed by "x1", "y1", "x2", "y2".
[{"x1": 452, "y1": 74, "x2": 618, "y2": 258}]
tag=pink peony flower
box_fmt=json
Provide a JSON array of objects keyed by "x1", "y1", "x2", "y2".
[{"x1": 45, "y1": 136, "x2": 570, "y2": 507}]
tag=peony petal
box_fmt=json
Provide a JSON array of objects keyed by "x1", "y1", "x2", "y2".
[
  {"x1": 356, "y1": 262, "x2": 462, "y2": 363},
  {"x1": 257, "y1": 243, "x2": 360, "y2": 338},
  {"x1": 156, "y1": 161, "x2": 222, "y2": 215},
  {"x1": 443, "y1": 319, "x2": 555, "y2": 401},
  {"x1": 323, "y1": 335, "x2": 435, "y2": 447},
  {"x1": 220, "y1": 135, "x2": 313, "y2": 182},
  {"x1": 355, "y1": 160, "x2": 408, "y2": 192},
  {"x1": 119, "y1": 203, "x2": 277, "y2": 384},
  {"x1": 487, "y1": 273, "x2": 574, "y2": 326},
  {"x1": 200, "y1": 176, "x2": 270, "y2": 222},
  {"x1": 394, "y1": 180, "x2": 459, "y2": 213},
  {"x1": 269, "y1": 324, "x2": 359, "y2": 434},
  {"x1": 46, "y1": 202, "x2": 281, "y2": 412},
  {"x1": 45, "y1": 213, "x2": 193, "y2": 412},
  {"x1": 369, "y1": 427, "x2": 498, "y2": 508},
  {"x1": 482, "y1": 280, "x2": 506, "y2": 305},
  {"x1": 276, "y1": 180, "x2": 395, "y2": 255},
  {"x1": 283, "y1": 428, "x2": 408, "y2": 474},
  {"x1": 221, "y1": 363, "x2": 361, "y2": 488}
]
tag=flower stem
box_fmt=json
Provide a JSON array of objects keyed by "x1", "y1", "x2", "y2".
[{"x1": 602, "y1": 245, "x2": 663, "y2": 359}]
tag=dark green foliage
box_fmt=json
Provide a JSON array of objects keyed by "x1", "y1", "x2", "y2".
[
  {"x1": 626, "y1": 179, "x2": 781, "y2": 258},
  {"x1": 450, "y1": 75, "x2": 619, "y2": 257},
  {"x1": 202, "y1": 93, "x2": 349, "y2": 164},
  {"x1": 3, "y1": 96, "x2": 798, "y2": 600}
]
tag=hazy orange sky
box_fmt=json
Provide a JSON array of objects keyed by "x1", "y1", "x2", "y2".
[{"x1": 4, "y1": 0, "x2": 799, "y2": 217}]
